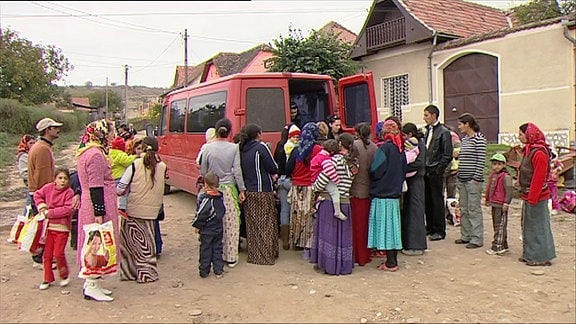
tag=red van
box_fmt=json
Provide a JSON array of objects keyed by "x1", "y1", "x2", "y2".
[{"x1": 156, "y1": 71, "x2": 377, "y2": 195}]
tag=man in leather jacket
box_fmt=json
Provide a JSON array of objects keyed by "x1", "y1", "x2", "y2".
[{"x1": 423, "y1": 105, "x2": 453, "y2": 241}]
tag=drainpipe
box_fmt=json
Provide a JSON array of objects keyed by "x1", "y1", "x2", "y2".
[
  {"x1": 427, "y1": 31, "x2": 439, "y2": 104},
  {"x1": 561, "y1": 17, "x2": 576, "y2": 182}
]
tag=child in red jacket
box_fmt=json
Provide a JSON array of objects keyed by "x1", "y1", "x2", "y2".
[
  {"x1": 34, "y1": 167, "x2": 74, "y2": 290},
  {"x1": 484, "y1": 154, "x2": 514, "y2": 256}
]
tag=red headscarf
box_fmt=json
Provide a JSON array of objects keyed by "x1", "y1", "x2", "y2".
[
  {"x1": 522, "y1": 122, "x2": 549, "y2": 156},
  {"x1": 382, "y1": 119, "x2": 403, "y2": 152},
  {"x1": 16, "y1": 134, "x2": 35, "y2": 159}
]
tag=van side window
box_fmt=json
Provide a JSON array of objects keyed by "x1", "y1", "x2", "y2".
[
  {"x1": 188, "y1": 91, "x2": 227, "y2": 132},
  {"x1": 159, "y1": 104, "x2": 168, "y2": 136},
  {"x1": 342, "y1": 83, "x2": 372, "y2": 126},
  {"x1": 246, "y1": 88, "x2": 285, "y2": 132},
  {"x1": 169, "y1": 99, "x2": 187, "y2": 133}
]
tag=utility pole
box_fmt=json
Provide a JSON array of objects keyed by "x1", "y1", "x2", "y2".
[
  {"x1": 184, "y1": 29, "x2": 189, "y2": 87},
  {"x1": 124, "y1": 64, "x2": 129, "y2": 124},
  {"x1": 105, "y1": 77, "x2": 109, "y2": 117}
]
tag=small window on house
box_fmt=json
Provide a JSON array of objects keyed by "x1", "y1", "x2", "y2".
[
  {"x1": 382, "y1": 74, "x2": 409, "y2": 121},
  {"x1": 188, "y1": 91, "x2": 227, "y2": 133},
  {"x1": 246, "y1": 88, "x2": 285, "y2": 132},
  {"x1": 169, "y1": 99, "x2": 186, "y2": 133}
]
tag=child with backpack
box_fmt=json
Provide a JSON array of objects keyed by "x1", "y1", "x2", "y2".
[{"x1": 484, "y1": 153, "x2": 514, "y2": 256}]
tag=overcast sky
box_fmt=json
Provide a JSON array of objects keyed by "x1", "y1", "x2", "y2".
[{"x1": 1, "y1": 1, "x2": 530, "y2": 88}]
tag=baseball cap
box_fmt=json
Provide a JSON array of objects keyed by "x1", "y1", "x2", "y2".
[
  {"x1": 36, "y1": 118, "x2": 63, "y2": 132},
  {"x1": 490, "y1": 153, "x2": 507, "y2": 163}
]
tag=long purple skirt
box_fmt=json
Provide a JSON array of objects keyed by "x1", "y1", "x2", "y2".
[{"x1": 309, "y1": 200, "x2": 354, "y2": 275}]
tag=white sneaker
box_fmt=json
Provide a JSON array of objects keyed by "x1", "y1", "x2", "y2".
[
  {"x1": 227, "y1": 260, "x2": 239, "y2": 268},
  {"x1": 60, "y1": 278, "x2": 70, "y2": 287},
  {"x1": 32, "y1": 262, "x2": 43, "y2": 270},
  {"x1": 39, "y1": 282, "x2": 51, "y2": 290}
]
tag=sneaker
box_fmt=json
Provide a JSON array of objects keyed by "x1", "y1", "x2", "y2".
[
  {"x1": 60, "y1": 277, "x2": 70, "y2": 287},
  {"x1": 486, "y1": 249, "x2": 499, "y2": 255},
  {"x1": 215, "y1": 273, "x2": 223, "y2": 279},
  {"x1": 39, "y1": 282, "x2": 51, "y2": 290},
  {"x1": 227, "y1": 260, "x2": 239, "y2": 268}
]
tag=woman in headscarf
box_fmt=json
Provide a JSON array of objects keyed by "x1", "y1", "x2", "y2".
[
  {"x1": 200, "y1": 118, "x2": 246, "y2": 268},
  {"x1": 76, "y1": 119, "x2": 117, "y2": 302},
  {"x1": 367, "y1": 119, "x2": 407, "y2": 272},
  {"x1": 517, "y1": 122, "x2": 555, "y2": 266},
  {"x1": 238, "y1": 124, "x2": 279, "y2": 265},
  {"x1": 310, "y1": 133, "x2": 356, "y2": 275},
  {"x1": 285, "y1": 122, "x2": 323, "y2": 254},
  {"x1": 17, "y1": 134, "x2": 37, "y2": 216},
  {"x1": 116, "y1": 136, "x2": 166, "y2": 282}
]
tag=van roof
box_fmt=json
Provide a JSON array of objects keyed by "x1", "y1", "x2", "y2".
[{"x1": 163, "y1": 72, "x2": 333, "y2": 97}]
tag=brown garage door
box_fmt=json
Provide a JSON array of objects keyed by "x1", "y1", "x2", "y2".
[{"x1": 443, "y1": 53, "x2": 499, "y2": 142}]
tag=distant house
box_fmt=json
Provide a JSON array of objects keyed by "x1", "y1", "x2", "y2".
[
  {"x1": 171, "y1": 43, "x2": 273, "y2": 89},
  {"x1": 170, "y1": 21, "x2": 359, "y2": 90},
  {"x1": 352, "y1": 0, "x2": 575, "y2": 146},
  {"x1": 318, "y1": 21, "x2": 358, "y2": 44},
  {"x1": 70, "y1": 97, "x2": 106, "y2": 122}
]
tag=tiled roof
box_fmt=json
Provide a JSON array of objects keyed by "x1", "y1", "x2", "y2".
[
  {"x1": 398, "y1": 0, "x2": 510, "y2": 38},
  {"x1": 172, "y1": 65, "x2": 204, "y2": 88},
  {"x1": 71, "y1": 97, "x2": 90, "y2": 106},
  {"x1": 213, "y1": 44, "x2": 273, "y2": 77},
  {"x1": 318, "y1": 21, "x2": 358, "y2": 44}
]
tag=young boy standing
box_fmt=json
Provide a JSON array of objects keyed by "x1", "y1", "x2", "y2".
[
  {"x1": 485, "y1": 153, "x2": 514, "y2": 255},
  {"x1": 193, "y1": 173, "x2": 226, "y2": 278}
]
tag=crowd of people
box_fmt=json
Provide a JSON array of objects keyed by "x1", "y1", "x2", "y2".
[
  {"x1": 11, "y1": 103, "x2": 562, "y2": 302},
  {"x1": 191, "y1": 103, "x2": 559, "y2": 278}
]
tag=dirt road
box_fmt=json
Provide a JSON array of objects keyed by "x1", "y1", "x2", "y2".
[{"x1": 0, "y1": 141, "x2": 575, "y2": 323}]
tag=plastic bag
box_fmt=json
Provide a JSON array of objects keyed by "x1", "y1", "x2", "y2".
[
  {"x1": 559, "y1": 190, "x2": 576, "y2": 214},
  {"x1": 78, "y1": 221, "x2": 117, "y2": 279},
  {"x1": 7, "y1": 215, "x2": 27, "y2": 244},
  {"x1": 17, "y1": 213, "x2": 48, "y2": 254}
]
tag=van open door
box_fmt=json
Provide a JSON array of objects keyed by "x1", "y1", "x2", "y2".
[{"x1": 338, "y1": 72, "x2": 377, "y2": 134}]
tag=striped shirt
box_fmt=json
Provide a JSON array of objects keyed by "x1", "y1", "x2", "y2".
[
  {"x1": 313, "y1": 154, "x2": 353, "y2": 197},
  {"x1": 310, "y1": 150, "x2": 339, "y2": 183},
  {"x1": 457, "y1": 132, "x2": 487, "y2": 182}
]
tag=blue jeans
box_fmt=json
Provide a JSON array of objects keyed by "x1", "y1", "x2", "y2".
[
  {"x1": 277, "y1": 176, "x2": 292, "y2": 226},
  {"x1": 154, "y1": 220, "x2": 163, "y2": 255}
]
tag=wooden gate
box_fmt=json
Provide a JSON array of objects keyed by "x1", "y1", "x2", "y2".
[{"x1": 443, "y1": 53, "x2": 499, "y2": 142}]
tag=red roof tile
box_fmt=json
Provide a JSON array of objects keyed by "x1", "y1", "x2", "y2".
[
  {"x1": 318, "y1": 21, "x2": 358, "y2": 44},
  {"x1": 399, "y1": 0, "x2": 510, "y2": 37},
  {"x1": 71, "y1": 97, "x2": 90, "y2": 106}
]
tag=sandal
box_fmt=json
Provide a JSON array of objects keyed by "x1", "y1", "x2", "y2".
[
  {"x1": 377, "y1": 262, "x2": 399, "y2": 272},
  {"x1": 526, "y1": 260, "x2": 552, "y2": 267},
  {"x1": 371, "y1": 250, "x2": 387, "y2": 258}
]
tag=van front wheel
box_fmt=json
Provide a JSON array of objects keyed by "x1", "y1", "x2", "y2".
[{"x1": 163, "y1": 183, "x2": 171, "y2": 195}]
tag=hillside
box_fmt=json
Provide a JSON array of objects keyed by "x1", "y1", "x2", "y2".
[{"x1": 65, "y1": 85, "x2": 168, "y2": 119}]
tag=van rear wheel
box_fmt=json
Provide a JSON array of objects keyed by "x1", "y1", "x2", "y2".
[{"x1": 163, "y1": 183, "x2": 171, "y2": 195}]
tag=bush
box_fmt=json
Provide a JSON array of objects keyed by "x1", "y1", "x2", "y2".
[{"x1": 0, "y1": 98, "x2": 88, "y2": 135}]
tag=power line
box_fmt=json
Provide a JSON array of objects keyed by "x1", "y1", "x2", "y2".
[{"x1": 131, "y1": 34, "x2": 181, "y2": 74}]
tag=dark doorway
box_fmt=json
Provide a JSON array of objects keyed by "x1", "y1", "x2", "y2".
[{"x1": 443, "y1": 53, "x2": 499, "y2": 142}]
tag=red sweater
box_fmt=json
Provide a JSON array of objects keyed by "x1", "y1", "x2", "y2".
[
  {"x1": 521, "y1": 149, "x2": 551, "y2": 205},
  {"x1": 34, "y1": 183, "x2": 74, "y2": 231},
  {"x1": 291, "y1": 145, "x2": 322, "y2": 186}
]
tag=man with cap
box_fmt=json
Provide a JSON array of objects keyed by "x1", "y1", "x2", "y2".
[{"x1": 28, "y1": 117, "x2": 63, "y2": 268}]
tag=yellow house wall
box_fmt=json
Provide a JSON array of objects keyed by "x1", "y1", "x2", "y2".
[
  {"x1": 433, "y1": 24, "x2": 575, "y2": 144},
  {"x1": 360, "y1": 23, "x2": 575, "y2": 144},
  {"x1": 360, "y1": 43, "x2": 432, "y2": 127}
]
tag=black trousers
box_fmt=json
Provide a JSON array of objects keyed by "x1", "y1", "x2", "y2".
[
  {"x1": 385, "y1": 250, "x2": 399, "y2": 267},
  {"x1": 199, "y1": 232, "x2": 224, "y2": 276},
  {"x1": 425, "y1": 172, "x2": 446, "y2": 237}
]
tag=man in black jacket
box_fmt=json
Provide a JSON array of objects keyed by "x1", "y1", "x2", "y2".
[{"x1": 423, "y1": 105, "x2": 453, "y2": 241}]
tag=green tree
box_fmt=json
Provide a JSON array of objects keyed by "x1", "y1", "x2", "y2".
[
  {"x1": 0, "y1": 28, "x2": 72, "y2": 104},
  {"x1": 265, "y1": 26, "x2": 359, "y2": 84},
  {"x1": 87, "y1": 89, "x2": 123, "y2": 113},
  {"x1": 513, "y1": 0, "x2": 574, "y2": 25}
]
